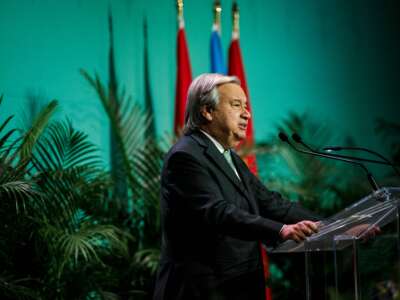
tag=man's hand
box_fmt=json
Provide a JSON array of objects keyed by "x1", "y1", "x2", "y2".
[
  {"x1": 280, "y1": 220, "x2": 320, "y2": 242},
  {"x1": 345, "y1": 224, "x2": 381, "y2": 241}
]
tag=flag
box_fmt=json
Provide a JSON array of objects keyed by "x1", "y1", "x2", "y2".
[
  {"x1": 228, "y1": 3, "x2": 271, "y2": 300},
  {"x1": 228, "y1": 36, "x2": 257, "y2": 173},
  {"x1": 174, "y1": 12, "x2": 192, "y2": 135},
  {"x1": 143, "y1": 17, "x2": 156, "y2": 138},
  {"x1": 108, "y1": 9, "x2": 128, "y2": 204},
  {"x1": 210, "y1": 25, "x2": 226, "y2": 74}
]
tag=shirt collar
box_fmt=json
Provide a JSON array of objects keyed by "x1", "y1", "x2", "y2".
[{"x1": 200, "y1": 129, "x2": 227, "y2": 154}]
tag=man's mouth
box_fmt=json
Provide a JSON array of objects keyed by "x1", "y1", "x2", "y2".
[{"x1": 238, "y1": 124, "x2": 247, "y2": 130}]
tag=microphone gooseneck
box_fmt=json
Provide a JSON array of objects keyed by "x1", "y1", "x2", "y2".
[
  {"x1": 323, "y1": 146, "x2": 400, "y2": 177},
  {"x1": 292, "y1": 133, "x2": 314, "y2": 152},
  {"x1": 292, "y1": 133, "x2": 390, "y2": 166},
  {"x1": 278, "y1": 132, "x2": 380, "y2": 191}
]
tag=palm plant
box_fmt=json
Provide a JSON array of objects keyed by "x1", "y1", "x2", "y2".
[
  {"x1": 30, "y1": 120, "x2": 131, "y2": 299},
  {"x1": 3, "y1": 8, "x2": 169, "y2": 297},
  {"x1": 0, "y1": 96, "x2": 132, "y2": 299},
  {"x1": 0, "y1": 95, "x2": 50, "y2": 299},
  {"x1": 81, "y1": 69, "x2": 167, "y2": 297}
]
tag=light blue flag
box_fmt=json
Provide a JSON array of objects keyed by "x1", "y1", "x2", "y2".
[{"x1": 210, "y1": 28, "x2": 227, "y2": 74}]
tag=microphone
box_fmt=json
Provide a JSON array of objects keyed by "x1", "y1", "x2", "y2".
[
  {"x1": 291, "y1": 133, "x2": 313, "y2": 152},
  {"x1": 323, "y1": 145, "x2": 400, "y2": 178},
  {"x1": 278, "y1": 132, "x2": 380, "y2": 191},
  {"x1": 291, "y1": 133, "x2": 390, "y2": 166}
]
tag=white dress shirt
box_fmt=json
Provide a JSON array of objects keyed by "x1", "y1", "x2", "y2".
[{"x1": 200, "y1": 130, "x2": 241, "y2": 180}]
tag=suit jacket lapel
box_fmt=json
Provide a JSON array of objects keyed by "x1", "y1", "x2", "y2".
[
  {"x1": 231, "y1": 152, "x2": 259, "y2": 214},
  {"x1": 190, "y1": 131, "x2": 250, "y2": 200},
  {"x1": 231, "y1": 152, "x2": 251, "y2": 192},
  {"x1": 205, "y1": 147, "x2": 244, "y2": 189},
  {"x1": 191, "y1": 131, "x2": 254, "y2": 204}
]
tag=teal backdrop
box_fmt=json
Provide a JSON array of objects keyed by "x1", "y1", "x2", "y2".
[{"x1": 1, "y1": 0, "x2": 399, "y2": 168}]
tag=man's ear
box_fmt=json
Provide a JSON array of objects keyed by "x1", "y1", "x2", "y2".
[{"x1": 200, "y1": 105, "x2": 213, "y2": 122}]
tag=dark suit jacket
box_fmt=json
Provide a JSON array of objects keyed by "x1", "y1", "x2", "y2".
[{"x1": 153, "y1": 130, "x2": 318, "y2": 300}]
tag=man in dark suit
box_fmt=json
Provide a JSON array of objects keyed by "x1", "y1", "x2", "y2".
[{"x1": 153, "y1": 73, "x2": 320, "y2": 300}]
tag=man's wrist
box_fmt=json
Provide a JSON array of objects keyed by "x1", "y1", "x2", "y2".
[{"x1": 279, "y1": 224, "x2": 287, "y2": 236}]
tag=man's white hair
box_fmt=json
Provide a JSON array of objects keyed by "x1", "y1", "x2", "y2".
[{"x1": 183, "y1": 73, "x2": 240, "y2": 134}]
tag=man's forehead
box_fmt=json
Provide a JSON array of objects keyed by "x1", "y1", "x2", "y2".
[
  {"x1": 217, "y1": 82, "x2": 241, "y2": 90},
  {"x1": 217, "y1": 83, "x2": 246, "y2": 98}
]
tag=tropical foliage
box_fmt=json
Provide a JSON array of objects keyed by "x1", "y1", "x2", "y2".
[
  {"x1": 0, "y1": 87, "x2": 164, "y2": 299},
  {"x1": 257, "y1": 113, "x2": 375, "y2": 216},
  {"x1": 256, "y1": 112, "x2": 400, "y2": 300}
]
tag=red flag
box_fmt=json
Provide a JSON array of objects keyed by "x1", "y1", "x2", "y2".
[
  {"x1": 174, "y1": 16, "x2": 192, "y2": 135},
  {"x1": 228, "y1": 9, "x2": 272, "y2": 300},
  {"x1": 228, "y1": 36, "x2": 258, "y2": 173}
]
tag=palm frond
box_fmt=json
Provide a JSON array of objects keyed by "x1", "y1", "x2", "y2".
[
  {"x1": 32, "y1": 119, "x2": 100, "y2": 173},
  {"x1": 58, "y1": 224, "x2": 127, "y2": 276},
  {"x1": 134, "y1": 248, "x2": 160, "y2": 275},
  {"x1": 95, "y1": 290, "x2": 121, "y2": 300},
  {"x1": 80, "y1": 70, "x2": 152, "y2": 196},
  {"x1": 131, "y1": 140, "x2": 163, "y2": 229},
  {"x1": 0, "y1": 154, "x2": 37, "y2": 214},
  {"x1": 39, "y1": 209, "x2": 130, "y2": 278},
  {"x1": 0, "y1": 104, "x2": 20, "y2": 160},
  {"x1": 31, "y1": 126, "x2": 105, "y2": 229},
  {"x1": 0, "y1": 180, "x2": 37, "y2": 212},
  {"x1": 0, "y1": 116, "x2": 17, "y2": 151},
  {"x1": 18, "y1": 100, "x2": 58, "y2": 163},
  {"x1": 0, "y1": 273, "x2": 39, "y2": 300}
]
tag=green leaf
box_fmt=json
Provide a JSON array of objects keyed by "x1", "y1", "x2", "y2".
[{"x1": 18, "y1": 100, "x2": 58, "y2": 162}]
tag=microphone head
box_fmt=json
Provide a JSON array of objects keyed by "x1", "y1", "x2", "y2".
[
  {"x1": 323, "y1": 146, "x2": 342, "y2": 151},
  {"x1": 291, "y1": 133, "x2": 302, "y2": 143},
  {"x1": 278, "y1": 132, "x2": 289, "y2": 142}
]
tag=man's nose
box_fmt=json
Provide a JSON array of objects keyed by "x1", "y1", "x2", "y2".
[{"x1": 241, "y1": 108, "x2": 251, "y2": 120}]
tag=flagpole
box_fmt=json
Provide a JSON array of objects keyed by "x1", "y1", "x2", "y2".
[
  {"x1": 174, "y1": 0, "x2": 192, "y2": 134},
  {"x1": 232, "y1": 1, "x2": 239, "y2": 39},
  {"x1": 213, "y1": 0, "x2": 222, "y2": 32},
  {"x1": 177, "y1": 0, "x2": 184, "y2": 28},
  {"x1": 177, "y1": 0, "x2": 183, "y2": 20}
]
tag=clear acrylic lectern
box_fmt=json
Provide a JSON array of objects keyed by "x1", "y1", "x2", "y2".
[{"x1": 270, "y1": 187, "x2": 400, "y2": 300}]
